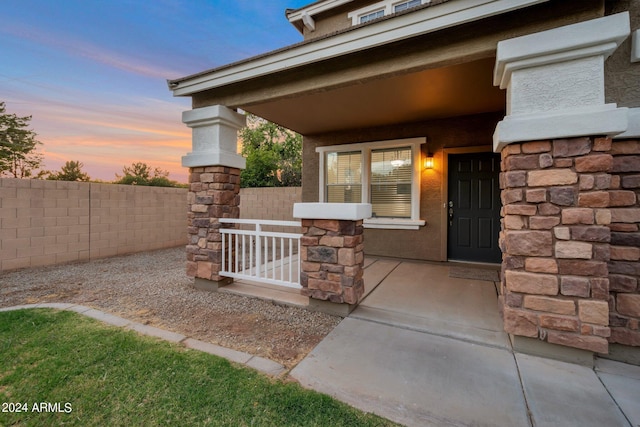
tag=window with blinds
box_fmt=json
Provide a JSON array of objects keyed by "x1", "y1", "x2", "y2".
[
  {"x1": 326, "y1": 151, "x2": 362, "y2": 203},
  {"x1": 371, "y1": 147, "x2": 412, "y2": 218},
  {"x1": 359, "y1": 9, "x2": 385, "y2": 23},
  {"x1": 394, "y1": 0, "x2": 422, "y2": 13}
]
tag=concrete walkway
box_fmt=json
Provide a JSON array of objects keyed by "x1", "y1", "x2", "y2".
[
  {"x1": 4, "y1": 260, "x2": 639, "y2": 427},
  {"x1": 289, "y1": 259, "x2": 640, "y2": 427}
]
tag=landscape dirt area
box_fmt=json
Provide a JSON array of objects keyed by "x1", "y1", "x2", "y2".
[{"x1": 0, "y1": 247, "x2": 341, "y2": 368}]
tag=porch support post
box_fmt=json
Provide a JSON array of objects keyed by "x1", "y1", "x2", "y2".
[
  {"x1": 182, "y1": 105, "x2": 246, "y2": 290},
  {"x1": 493, "y1": 13, "x2": 633, "y2": 359},
  {"x1": 294, "y1": 203, "x2": 372, "y2": 316}
]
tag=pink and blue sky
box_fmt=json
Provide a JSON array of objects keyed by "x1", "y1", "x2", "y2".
[{"x1": 1, "y1": 0, "x2": 309, "y2": 182}]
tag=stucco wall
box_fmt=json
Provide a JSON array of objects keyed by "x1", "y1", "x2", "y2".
[
  {"x1": 605, "y1": 0, "x2": 640, "y2": 108},
  {"x1": 0, "y1": 179, "x2": 187, "y2": 271},
  {"x1": 302, "y1": 111, "x2": 503, "y2": 261},
  {"x1": 301, "y1": 1, "x2": 357, "y2": 40}
]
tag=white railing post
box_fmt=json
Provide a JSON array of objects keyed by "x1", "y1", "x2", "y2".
[
  {"x1": 221, "y1": 232, "x2": 226, "y2": 274},
  {"x1": 255, "y1": 222, "x2": 262, "y2": 279}
]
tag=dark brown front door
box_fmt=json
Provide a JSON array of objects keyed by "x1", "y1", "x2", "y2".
[{"x1": 447, "y1": 152, "x2": 502, "y2": 263}]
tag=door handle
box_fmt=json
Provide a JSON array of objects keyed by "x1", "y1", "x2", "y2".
[{"x1": 448, "y1": 201, "x2": 454, "y2": 226}]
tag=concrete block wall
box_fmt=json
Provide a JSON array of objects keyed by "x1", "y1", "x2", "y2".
[
  {"x1": 239, "y1": 187, "x2": 302, "y2": 221},
  {"x1": 1, "y1": 179, "x2": 91, "y2": 271},
  {"x1": 0, "y1": 179, "x2": 187, "y2": 271},
  {"x1": 239, "y1": 187, "x2": 303, "y2": 237},
  {"x1": 89, "y1": 183, "x2": 187, "y2": 259}
]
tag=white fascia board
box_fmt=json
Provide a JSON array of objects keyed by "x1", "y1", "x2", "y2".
[
  {"x1": 171, "y1": 0, "x2": 549, "y2": 97},
  {"x1": 287, "y1": 0, "x2": 354, "y2": 23},
  {"x1": 315, "y1": 136, "x2": 425, "y2": 153}
]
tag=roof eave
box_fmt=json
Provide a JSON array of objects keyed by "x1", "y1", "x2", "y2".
[
  {"x1": 285, "y1": 0, "x2": 355, "y2": 22},
  {"x1": 168, "y1": 0, "x2": 550, "y2": 97}
]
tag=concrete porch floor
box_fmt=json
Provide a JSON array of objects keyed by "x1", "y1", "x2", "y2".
[{"x1": 224, "y1": 257, "x2": 640, "y2": 426}]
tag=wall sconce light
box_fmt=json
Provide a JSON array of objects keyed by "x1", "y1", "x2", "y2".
[{"x1": 424, "y1": 153, "x2": 434, "y2": 169}]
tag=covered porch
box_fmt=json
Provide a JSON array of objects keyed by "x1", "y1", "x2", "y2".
[
  {"x1": 221, "y1": 255, "x2": 506, "y2": 349},
  {"x1": 169, "y1": 1, "x2": 639, "y2": 359}
]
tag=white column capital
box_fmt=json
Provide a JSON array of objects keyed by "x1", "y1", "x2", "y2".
[
  {"x1": 182, "y1": 105, "x2": 247, "y2": 169},
  {"x1": 293, "y1": 203, "x2": 372, "y2": 220},
  {"x1": 630, "y1": 29, "x2": 639, "y2": 63},
  {"x1": 493, "y1": 12, "x2": 631, "y2": 151}
]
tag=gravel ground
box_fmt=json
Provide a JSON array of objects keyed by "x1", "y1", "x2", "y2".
[{"x1": 0, "y1": 247, "x2": 341, "y2": 368}]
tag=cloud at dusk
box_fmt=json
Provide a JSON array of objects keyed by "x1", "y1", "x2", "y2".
[{"x1": 1, "y1": 0, "x2": 309, "y2": 183}]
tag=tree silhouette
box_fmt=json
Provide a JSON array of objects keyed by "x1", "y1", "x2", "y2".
[
  {"x1": 47, "y1": 160, "x2": 91, "y2": 181},
  {"x1": 114, "y1": 162, "x2": 178, "y2": 187},
  {"x1": 0, "y1": 102, "x2": 43, "y2": 178}
]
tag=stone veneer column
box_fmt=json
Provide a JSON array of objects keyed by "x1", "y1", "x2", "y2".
[
  {"x1": 500, "y1": 137, "x2": 613, "y2": 354},
  {"x1": 294, "y1": 203, "x2": 371, "y2": 316},
  {"x1": 493, "y1": 13, "x2": 633, "y2": 357},
  {"x1": 608, "y1": 138, "x2": 640, "y2": 348},
  {"x1": 181, "y1": 105, "x2": 246, "y2": 290},
  {"x1": 186, "y1": 166, "x2": 240, "y2": 287}
]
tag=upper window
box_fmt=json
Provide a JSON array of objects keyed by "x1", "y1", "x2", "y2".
[
  {"x1": 359, "y1": 9, "x2": 385, "y2": 24},
  {"x1": 317, "y1": 138, "x2": 426, "y2": 230},
  {"x1": 394, "y1": 0, "x2": 422, "y2": 13},
  {"x1": 348, "y1": 0, "x2": 428, "y2": 26}
]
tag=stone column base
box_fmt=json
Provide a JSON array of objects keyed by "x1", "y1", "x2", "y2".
[
  {"x1": 192, "y1": 277, "x2": 233, "y2": 292},
  {"x1": 308, "y1": 299, "x2": 357, "y2": 317},
  {"x1": 599, "y1": 343, "x2": 640, "y2": 366},
  {"x1": 511, "y1": 335, "x2": 595, "y2": 367}
]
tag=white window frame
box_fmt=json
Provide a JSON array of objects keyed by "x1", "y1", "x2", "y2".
[
  {"x1": 394, "y1": 0, "x2": 423, "y2": 13},
  {"x1": 359, "y1": 9, "x2": 385, "y2": 24},
  {"x1": 317, "y1": 137, "x2": 426, "y2": 230},
  {"x1": 347, "y1": 0, "x2": 429, "y2": 26}
]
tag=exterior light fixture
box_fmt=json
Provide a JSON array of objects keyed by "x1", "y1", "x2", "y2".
[{"x1": 424, "y1": 153, "x2": 434, "y2": 169}]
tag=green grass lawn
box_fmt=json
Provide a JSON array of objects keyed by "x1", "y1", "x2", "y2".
[{"x1": 0, "y1": 309, "x2": 395, "y2": 426}]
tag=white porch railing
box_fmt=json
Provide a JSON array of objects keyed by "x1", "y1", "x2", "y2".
[{"x1": 219, "y1": 218, "x2": 302, "y2": 289}]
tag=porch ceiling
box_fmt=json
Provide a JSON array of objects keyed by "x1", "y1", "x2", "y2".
[{"x1": 243, "y1": 57, "x2": 505, "y2": 135}]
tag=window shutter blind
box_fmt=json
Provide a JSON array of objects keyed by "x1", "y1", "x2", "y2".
[
  {"x1": 371, "y1": 147, "x2": 412, "y2": 218},
  {"x1": 326, "y1": 151, "x2": 362, "y2": 203}
]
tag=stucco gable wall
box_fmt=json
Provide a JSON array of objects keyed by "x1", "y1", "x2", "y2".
[
  {"x1": 300, "y1": 1, "x2": 361, "y2": 39},
  {"x1": 299, "y1": 0, "x2": 448, "y2": 40},
  {"x1": 605, "y1": 0, "x2": 640, "y2": 108}
]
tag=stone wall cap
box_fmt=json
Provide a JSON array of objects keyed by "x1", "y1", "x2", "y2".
[{"x1": 293, "y1": 203, "x2": 372, "y2": 220}]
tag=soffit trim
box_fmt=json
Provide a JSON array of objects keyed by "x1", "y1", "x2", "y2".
[{"x1": 169, "y1": 0, "x2": 549, "y2": 97}]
